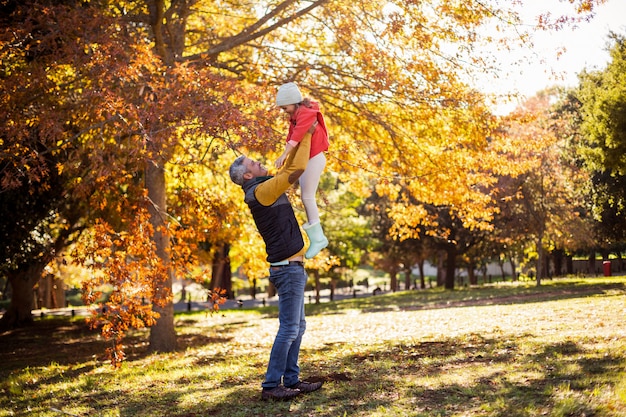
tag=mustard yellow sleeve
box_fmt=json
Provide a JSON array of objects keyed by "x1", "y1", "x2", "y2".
[{"x1": 255, "y1": 132, "x2": 312, "y2": 206}]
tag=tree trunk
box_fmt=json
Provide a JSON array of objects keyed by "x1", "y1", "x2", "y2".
[
  {"x1": 588, "y1": 252, "x2": 596, "y2": 276},
  {"x1": 481, "y1": 265, "x2": 487, "y2": 284},
  {"x1": 211, "y1": 247, "x2": 225, "y2": 289},
  {"x1": 444, "y1": 245, "x2": 456, "y2": 290},
  {"x1": 553, "y1": 248, "x2": 564, "y2": 277},
  {"x1": 498, "y1": 259, "x2": 506, "y2": 281},
  {"x1": 312, "y1": 269, "x2": 321, "y2": 304},
  {"x1": 0, "y1": 262, "x2": 46, "y2": 330},
  {"x1": 250, "y1": 278, "x2": 257, "y2": 300},
  {"x1": 404, "y1": 265, "x2": 412, "y2": 290},
  {"x1": 436, "y1": 252, "x2": 445, "y2": 287},
  {"x1": 565, "y1": 254, "x2": 573, "y2": 275},
  {"x1": 38, "y1": 273, "x2": 66, "y2": 309},
  {"x1": 467, "y1": 260, "x2": 477, "y2": 285},
  {"x1": 389, "y1": 270, "x2": 397, "y2": 292},
  {"x1": 146, "y1": 161, "x2": 177, "y2": 353},
  {"x1": 416, "y1": 259, "x2": 425, "y2": 289},
  {"x1": 509, "y1": 257, "x2": 517, "y2": 281},
  {"x1": 211, "y1": 243, "x2": 233, "y2": 298},
  {"x1": 536, "y1": 237, "x2": 544, "y2": 286}
]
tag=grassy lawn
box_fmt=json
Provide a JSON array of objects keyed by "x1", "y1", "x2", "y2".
[{"x1": 2, "y1": 276, "x2": 626, "y2": 416}]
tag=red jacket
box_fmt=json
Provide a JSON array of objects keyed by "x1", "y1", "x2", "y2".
[{"x1": 286, "y1": 101, "x2": 329, "y2": 158}]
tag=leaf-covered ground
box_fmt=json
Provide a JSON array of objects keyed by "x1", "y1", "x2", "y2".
[{"x1": 2, "y1": 277, "x2": 626, "y2": 416}]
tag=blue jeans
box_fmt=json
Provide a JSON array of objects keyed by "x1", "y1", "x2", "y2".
[{"x1": 262, "y1": 263, "x2": 307, "y2": 388}]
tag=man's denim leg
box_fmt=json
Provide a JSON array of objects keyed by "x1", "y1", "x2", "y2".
[
  {"x1": 262, "y1": 264, "x2": 307, "y2": 388},
  {"x1": 283, "y1": 294, "x2": 306, "y2": 387}
]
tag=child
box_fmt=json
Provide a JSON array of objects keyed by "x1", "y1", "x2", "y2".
[{"x1": 275, "y1": 82, "x2": 329, "y2": 259}]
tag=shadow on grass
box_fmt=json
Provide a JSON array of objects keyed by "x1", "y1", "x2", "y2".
[
  {"x1": 341, "y1": 336, "x2": 618, "y2": 416},
  {"x1": 0, "y1": 318, "x2": 103, "y2": 372},
  {"x1": 192, "y1": 333, "x2": 625, "y2": 417},
  {"x1": 0, "y1": 317, "x2": 235, "y2": 378}
]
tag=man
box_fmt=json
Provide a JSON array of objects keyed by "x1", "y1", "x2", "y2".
[{"x1": 229, "y1": 122, "x2": 323, "y2": 401}]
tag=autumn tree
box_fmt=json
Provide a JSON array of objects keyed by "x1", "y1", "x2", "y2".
[
  {"x1": 1, "y1": 0, "x2": 264, "y2": 354},
  {"x1": 0, "y1": 144, "x2": 85, "y2": 328},
  {"x1": 362, "y1": 190, "x2": 430, "y2": 291},
  {"x1": 499, "y1": 90, "x2": 594, "y2": 283},
  {"x1": 576, "y1": 32, "x2": 626, "y2": 255},
  {"x1": 0, "y1": 1, "x2": 120, "y2": 328}
]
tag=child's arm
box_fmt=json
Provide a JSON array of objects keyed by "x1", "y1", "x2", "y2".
[{"x1": 274, "y1": 142, "x2": 295, "y2": 169}]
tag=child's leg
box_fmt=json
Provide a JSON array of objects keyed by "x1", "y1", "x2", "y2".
[
  {"x1": 300, "y1": 152, "x2": 328, "y2": 258},
  {"x1": 299, "y1": 152, "x2": 326, "y2": 225}
]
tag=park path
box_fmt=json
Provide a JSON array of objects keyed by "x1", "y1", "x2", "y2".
[{"x1": 196, "y1": 290, "x2": 626, "y2": 352}]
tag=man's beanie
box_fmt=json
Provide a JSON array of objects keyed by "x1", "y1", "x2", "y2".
[{"x1": 276, "y1": 82, "x2": 303, "y2": 106}]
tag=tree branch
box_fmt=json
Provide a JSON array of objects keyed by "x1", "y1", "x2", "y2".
[{"x1": 183, "y1": 0, "x2": 330, "y2": 62}]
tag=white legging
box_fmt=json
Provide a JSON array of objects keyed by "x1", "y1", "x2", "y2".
[{"x1": 300, "y1": 152, "x2": 326, "y2": 225}]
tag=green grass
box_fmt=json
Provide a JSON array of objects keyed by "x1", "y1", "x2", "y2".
[{"x1": 2, "y1": 276, "x2": 626, "y2": 416}]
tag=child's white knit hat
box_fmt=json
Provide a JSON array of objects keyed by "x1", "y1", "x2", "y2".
[{"x1": 276, "y1": 82, "x2": 303, "y2": 106}]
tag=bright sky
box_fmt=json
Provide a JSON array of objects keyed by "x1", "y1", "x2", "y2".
[{"x1": 479, "y1": 0, "x2": 626, "y2": 114}]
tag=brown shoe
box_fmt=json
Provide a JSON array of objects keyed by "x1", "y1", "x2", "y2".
[
  {"x1": 287, "y1": 380, "x2": 323, "y2": 394},
  {"x1": 261, "y1": 385, "x2": 300, "y2": 401}
]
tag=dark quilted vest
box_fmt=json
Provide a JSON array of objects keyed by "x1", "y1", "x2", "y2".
[{"x1": 243, "y1": 177, "x2": 304, "y2": 263}]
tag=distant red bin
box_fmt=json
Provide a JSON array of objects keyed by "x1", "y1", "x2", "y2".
[{"x1": 603, "y1": 261, "x2": 612, "y2": 277}]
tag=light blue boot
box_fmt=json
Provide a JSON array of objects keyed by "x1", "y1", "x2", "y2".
[{"x1": 303, "y1": 221, "x2": 329, "y2": 259}]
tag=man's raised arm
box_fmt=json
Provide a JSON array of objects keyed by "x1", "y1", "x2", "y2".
[{"x1": 255, "y1": 123, "x2": 316, "y2": 206}]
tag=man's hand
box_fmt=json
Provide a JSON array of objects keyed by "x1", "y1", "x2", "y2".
[{"x1": 308, "y1": 120, "x2": 318, "y2": 134}]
